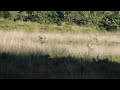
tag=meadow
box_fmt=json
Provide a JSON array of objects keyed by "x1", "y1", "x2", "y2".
[{"x1": 0, "y1": 19, "x2": 120, "y2": 79}]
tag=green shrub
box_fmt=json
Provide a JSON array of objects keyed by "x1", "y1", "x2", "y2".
[
  {"x1": 0, "y1": 11, "x2": 120, "y2": 32},
  {"x1": 99, "y1": 12, "x2": 120, "y2": 31}
]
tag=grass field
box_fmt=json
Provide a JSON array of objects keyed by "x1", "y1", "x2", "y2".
[{"x1": 0, "y1": 19, "x2": 120, "y2": 79}]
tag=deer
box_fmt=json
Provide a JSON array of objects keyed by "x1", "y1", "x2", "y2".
[{"x1": 86, "y1": 43, "x2": 95, "y2": 51}]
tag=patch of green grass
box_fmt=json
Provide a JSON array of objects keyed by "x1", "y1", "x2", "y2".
[
  {"x1": 0, "y1": 20, "x2": 74, "y2": 33},
  {"x1": 1, "y1": 19, "x2": 120, "y2": 35},
  {"x1": 0, "y1": 20, "x2": 34, "y2": 31},
  {"x1": 38, "y1": 24, "x2": 73, "y2": 33}
]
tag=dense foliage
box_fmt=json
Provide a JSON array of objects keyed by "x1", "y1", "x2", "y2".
[{"x1": 0, "y1": 11, "x2": 120, "y2": 31}]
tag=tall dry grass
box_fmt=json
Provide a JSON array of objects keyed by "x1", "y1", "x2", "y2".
[{"x1": 0, "y1": 30, "x2": 120, "y2": 62}]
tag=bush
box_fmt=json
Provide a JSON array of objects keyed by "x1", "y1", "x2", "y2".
[
  {"x1": 99, "y1": 12, "x2": 120, "y2": 31},
  {"x1": 0, "y1": 11, "x2": 10, "y2": 18},
  {"x1": 8, "y1": 11, "x2": 19, "y2": 20}
]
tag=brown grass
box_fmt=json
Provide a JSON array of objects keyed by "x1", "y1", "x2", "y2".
[{"x1": 0, "y1": 30, "x2": 120, "y2": 62}]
